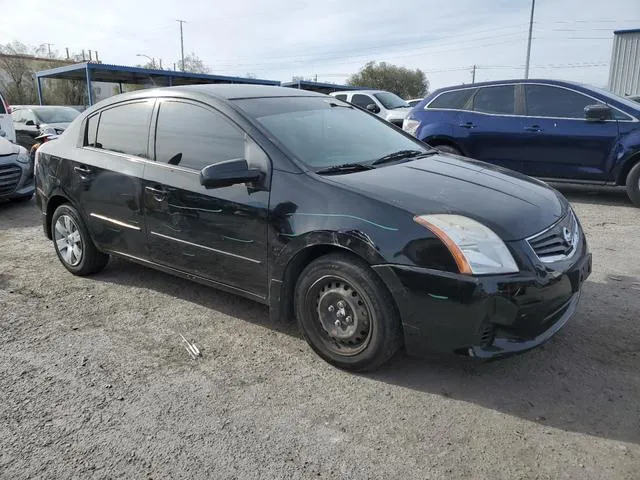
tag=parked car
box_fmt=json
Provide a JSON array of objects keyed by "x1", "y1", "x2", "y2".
[
  {"x1": 0, "y1": 135, "x2": 34, "y2": 202},
  {"x1": 0, "y1": 91, "x2": 16, "y2": 143},
  {"x1": 36, "y1": 85, "x2": 591, "y2": 371},
  {"x1": 329, "y1": 89, "x2": 412, "y2": 127},
  {"x1": 407, "y1": 98, "x2": 422, "y2": 107},
  {"x1": 12, "y1": 105, "x2": 80, "y2": 149},
  {"x1": 403, "y1": 79, "x2": 640, "y2": 206}
]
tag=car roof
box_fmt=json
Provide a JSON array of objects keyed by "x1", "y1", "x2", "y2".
[{"x1": 433, "y1": 78, "x2": 588, "y2": 92}]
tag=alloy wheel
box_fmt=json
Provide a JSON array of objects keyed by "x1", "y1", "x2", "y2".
[{"x1": 54, "y1": 214, "x2": 83, "y2": 267}]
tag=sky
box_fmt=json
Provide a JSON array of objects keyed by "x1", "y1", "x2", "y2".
[{"x1": 1, "y1": 0, "x2": 639, "y2": 92}]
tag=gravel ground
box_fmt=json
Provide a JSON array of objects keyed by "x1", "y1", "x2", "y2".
[{"x1": 1, "y1": 186, "x2": 639, "y2": 480}]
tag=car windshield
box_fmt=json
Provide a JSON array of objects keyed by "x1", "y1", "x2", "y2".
[
  {"x1": 235, "y1": 96, "x2": 428, "y2": 169},
  {"x1": 373, "y1": 92, "x2": 409, "y2": 109},
  {"x1": 33, "y1": 107, "x2": 80, "y2": 124}
]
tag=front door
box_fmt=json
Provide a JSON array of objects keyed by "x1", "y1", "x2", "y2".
[
  {"x1": 143, "y1": 99, "x2": 270, "y2": 299},
  {"x1": 456, "y1": 84, "x2": 524, "y2": 172},
  {"x1": 519, "y1": 84, "x2": 619, "y2": 180},
  {"x1": 68, "y1": 100, "x2": 154, "y2": 257}
]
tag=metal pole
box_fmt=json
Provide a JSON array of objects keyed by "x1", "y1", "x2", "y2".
[
  {"x1": 524, "y1": 0, "x2": 536, "y2": 79},
  {"x1": 177, "y1": 20, "x2": 186, "y2": 71},
  {"x1": 471, "y1": 64, "x2": 476, "y2": 84},
  {"x1": 118, "y1": 82, "x2": 123, "y2": 94},
  {"x1": 36, "y1": 76, "x2": 43, "y2": 105},
  {"x1": 85, "y1": 65, "x2": 94, "y2": 106}
]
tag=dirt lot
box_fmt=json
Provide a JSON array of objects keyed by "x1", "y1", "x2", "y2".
[{"x1": 1, "y1": 185, "x2": 639, "y2": 480}]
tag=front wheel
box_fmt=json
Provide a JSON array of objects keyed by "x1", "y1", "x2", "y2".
[
  {"x1": 625, "y1": 162, "x2": 640, "y2": 207},
  {"x1": 51, "y1": 204, "x2": 109, "y2": 275},
  {"x1": 294, "y1": 253, "x2": 402, "y2": 371}
]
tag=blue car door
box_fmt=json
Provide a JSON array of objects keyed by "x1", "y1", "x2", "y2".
[
  {"x1": 519, "y1": 84, "x2": 619, "y2": 180},
  {"x1": 455, "y1": 84, "x2": 524, "y2": 172}
]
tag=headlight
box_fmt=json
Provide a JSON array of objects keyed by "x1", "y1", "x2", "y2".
[
  {"x1": 402, "y1": 118, "x2": 420, "y2": 137},
  {"x1": 414, "y1": 214, "x2": 519, "y2": 275},
  {"x1": 16, "y1": 147, "x2": 30, "y2": 164}
]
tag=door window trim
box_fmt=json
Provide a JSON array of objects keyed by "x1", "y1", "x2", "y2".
[{"x1": 424, "y1": 82, "x2": 637, "y2": 122}]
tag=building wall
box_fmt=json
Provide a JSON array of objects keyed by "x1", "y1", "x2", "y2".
[{"x1": 608, "y1": 31, "x2": 640, "y2": 96}]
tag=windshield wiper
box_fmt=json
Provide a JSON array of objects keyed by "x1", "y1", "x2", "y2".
[
  {"x1": 315, "y1": 163, "x2": 375, "y2": 174},
  {"x1": 371, "y1": 149, "x2": 432, "y2": 166}
]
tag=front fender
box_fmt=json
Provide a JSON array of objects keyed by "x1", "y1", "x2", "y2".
[
  {"x1": 613, "y1": 126, "x2": 640, "y2": 184},
  {"x1": 417, "y1": 122, "x2": 455, "y2": 143}
]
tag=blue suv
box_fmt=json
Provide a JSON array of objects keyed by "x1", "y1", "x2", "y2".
[{"x1": 403, "y1": 79, "x2": 640, "y2": 206}]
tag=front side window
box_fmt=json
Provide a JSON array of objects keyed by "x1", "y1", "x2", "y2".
[
  {"x1": 428, "y1": 89, "x2": 475, "y2": 110},
  {"x1": 473, "y1": 85, "x2": 515, "y2": 115},
  {"x1": 235, "y1": 97, "x2": 428, "y2": 169},
  {"x1": 351, "y1": 94, "x2": 375, "y2": 109},
  {"x1": 154, "y1": 101, "x2": 245, "y2": 171},
  {"x1": 94, "y1": 101, "x2": 153, "y2": 157},
  {"x1": 373, "y1": 92, "x2": 409, "y2": 109},
  {"x1": 525, "y1": 85, "x2": 598, "y2": 119}
]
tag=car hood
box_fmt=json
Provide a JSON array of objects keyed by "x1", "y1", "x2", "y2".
[
  {"x1": 326, "y1": 154, "x2": 568, "y2": 241},
  {"x1": 0, "y1": 137, "x2": 18, "y2": 156},
  {"x1": 385, "y1": 107, "x2": 412, "y2": 120}
]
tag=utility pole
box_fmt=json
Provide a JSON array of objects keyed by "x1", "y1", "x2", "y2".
[
  {"x1": 471, "y1": 64, "x2": 477, "y2": 84},
  {"x1": 177, "y1": 19, "x2": 186, "y2": 71},
  {"x1": 524, "y1": 0, "x2": 536, "y2": 79},
  {"x1": 46, "y1": 43, "x2": 54, "y2": 58}
]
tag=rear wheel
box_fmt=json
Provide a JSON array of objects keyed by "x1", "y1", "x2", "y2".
[
  {"x1": 294, "y1": 253, "x2": 402, "y2": 371},
  {"x1": 625, "y1": 162, "x2": 640, "y2": 207},
  {"x1": 51, "y1": 204, "x2": 109, "y2": 275},
  {"x1": 433, "y1": 144, "x2": 463, "y2": 156}
]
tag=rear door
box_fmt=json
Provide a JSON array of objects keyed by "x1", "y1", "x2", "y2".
[
  {"x1": 0, "y1": 94, "x2": 16, "y2": 143},
  {"x1": 143, "y1": 99, "x2": 270, "y2": 298},
  {"x1": 69, "y1": 100, "x2": 153, "y2": 257},
  {"x1": 519, "y1": 84, "x2": 619, "y2": 180},
  {"x1": 456, "y1": 84, "x2": 524, "y2": 172}
]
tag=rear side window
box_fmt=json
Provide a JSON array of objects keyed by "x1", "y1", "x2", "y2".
[
  {"x1": 525, "y1": 84, "x2": 599, "y2": 119},
  {"x1": 85, "y1": 114, "x2": 99, "y2": 147},
  {"x1": 427, "y1": 89, "x2": 475, "y2": 110},
  {"x1": 333, "y1": 94, "x2": 347, "y2": 101},
  {"x1": 473, "y1": 85, "x2": 515, "y2": 115},
  {"x1": 351, "y1": 94, "x2": 375, "y2": 109},
  {"x1": 94, "y1": 101, "x2": 153, "y2": 157},
  {"x1": 154, "y1": 101, "x2": 245, "y2": 171}
]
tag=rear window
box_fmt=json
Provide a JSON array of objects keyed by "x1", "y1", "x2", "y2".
[
  {"x1": 427, "y1": 89, "x2": 475, "y2": 110},
  {"x1": 92, "y1": 101, "x2": 153, "y2": 157},
  {"x1": 333, "y1": 94, "x2": 347, "y2": 101},
  {"x1": 473, "y1": 85, "x2": 515, "y2": 115}
]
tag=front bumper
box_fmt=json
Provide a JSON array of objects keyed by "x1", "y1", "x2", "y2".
[
  {"x1": 0, "y1": 159, "x2": 34, "y2": 200},
  {"x1": 373, "y1": 250, "x2": 592, "y2": 359}
]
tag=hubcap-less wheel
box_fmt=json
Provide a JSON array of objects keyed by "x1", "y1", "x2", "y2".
[
  {"x1": 309, "y1": 275, "x2": 373, "y2": 356},
  {"x1": 54, "y1": 214, "x2": 83, "y2": 267}
]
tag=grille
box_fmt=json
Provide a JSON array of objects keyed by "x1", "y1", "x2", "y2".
[
  {"x1": 527, "y1": 211, "x2": 579, "y2": 263},
  {"x1": 0, "y1": 164, "x2": 22, "y2": 196}
]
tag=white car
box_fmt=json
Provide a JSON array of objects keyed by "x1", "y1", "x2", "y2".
[
  {"x1": 0, "y1": 91, "x2": 16, "y2": 143},
  {"x1": 329, "y1": 90, "x2": 412, "y2": 127},
  {"x1": 407, "y1": 98, "x2": 423, "y2": 107}
]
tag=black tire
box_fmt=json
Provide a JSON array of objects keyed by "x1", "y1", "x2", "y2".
[
  {"x1": 625, "y1": 162, "x2": 640, "y2": 207},
  {"x1": 51, "y1": 203, "x2": 109, "y2": 276},
  {"x1": 294, "y1": 253, "x2": 402, "y2": 372},
  {"x1": 433, "y1": 144, "x2": 463, "y2": 156}
]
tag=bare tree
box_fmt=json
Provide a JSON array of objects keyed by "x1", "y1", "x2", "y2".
[{"x1": 0, "y1": 42, "x2": 38, "y2": 103}]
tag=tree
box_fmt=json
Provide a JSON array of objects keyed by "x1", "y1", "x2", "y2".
[
  {"x1": 178, "y1": 53, "x2": 209, "y2": 74},
  {"x1": 347, "y1": 61, "x2": 429, "y2": 99},
  {"x1": 0, "y1": 42, "x2": 40, "y2": 104}
]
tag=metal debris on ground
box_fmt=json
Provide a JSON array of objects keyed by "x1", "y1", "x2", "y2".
[{"x1": 181, "y1": 334, "x2": 201, "y2": 360}]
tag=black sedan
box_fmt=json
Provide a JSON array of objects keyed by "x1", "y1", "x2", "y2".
[{"x1": 35, "y1": 85, "x2": 591, "y2": 371}]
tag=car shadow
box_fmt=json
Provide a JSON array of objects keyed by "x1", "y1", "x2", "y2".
[
  {"x1": 89, "y1": 257, "x2": 299, "y2": 338},
  {"x1": 0, "y1": 197, "x2": 41, "y2": 229},
  {"x1": 369, "y1": 274, "x2": 640, "y2": 445},
  {"x1": 552, "y1": 183, "x2": 633, "y2": 207}
]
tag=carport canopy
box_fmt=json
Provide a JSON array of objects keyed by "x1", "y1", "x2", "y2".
[
  {"x1": 34, "y1": 62, "x2": 280, "y2": 106},
  {"x1": 281, "y1": 80, "x2": 365, "y2": 95}
]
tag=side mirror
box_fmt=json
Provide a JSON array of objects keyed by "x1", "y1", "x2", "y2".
[
  {"x1": 200, "y1": 158, "x2": 262, "y2": 189},
  {"x1": 366, "y1": 103, "x2": 380, "y2": 114},
  {"x1": 25, "y1": 120, "x2": 36, "y2": 126},
  {"x1": 584, "y1": 104, "x2": 612, "y2": 122}
]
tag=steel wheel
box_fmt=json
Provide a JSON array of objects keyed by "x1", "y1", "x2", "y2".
[
  {"x1": 54, "y1": 214, "x2": 83, "y2": 267},
  {"x1": 306, "y1": 275, "x2": 374, "y2": 356}
]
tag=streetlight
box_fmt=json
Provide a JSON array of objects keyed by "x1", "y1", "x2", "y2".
[{"x1": 136, "y1": 53, "x2": 156, "y2": 69}]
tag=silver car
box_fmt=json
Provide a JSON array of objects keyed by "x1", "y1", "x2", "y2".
[{"x1": 0, "y1": 136, "x2": 34, "y2": 202}]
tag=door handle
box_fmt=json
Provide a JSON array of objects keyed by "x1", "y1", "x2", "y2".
[
  {"x1": 145, "y1": 185, "x2": 167, "y2": 201},
  {"x1": 459, "y1": 122, "x2": 476, "y2": 129},
  {"x1": 74, "y1": 165, "x2": 92, "y2": 175},
  {"x1": 524, "y1": 125, "x2": 543, "y2": 132}
]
